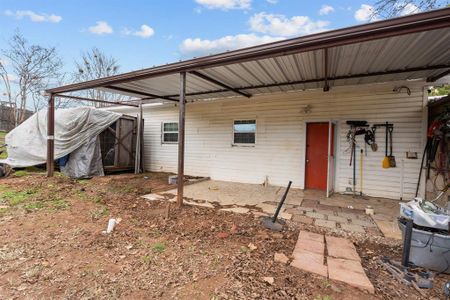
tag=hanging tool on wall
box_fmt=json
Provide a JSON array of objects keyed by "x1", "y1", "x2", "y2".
[
  {"x1": 388, "y1": 125, "x2": 396, "y2": 167},
  {"x1": 346, "y1": 121, "x2": 370, "y2": 196},
  {"x1": 373, "y1": 122, "x2": 395, "y2": 169},
  {"x1": 360, "y1": 149, "x2": 365, "y2": 197}
]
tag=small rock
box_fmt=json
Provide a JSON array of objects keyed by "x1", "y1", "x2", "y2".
[
  {"x1": 248, "y1": 243, "x2": 257, "y2": 251},
  {"x1": 262, "y1": 277, "x2": 274, "y2": 284},
  {"x1": 230, "y1": 224, "x2": 238, "y2": 233},
  {"x1": 274, "y1": 252, "x2": 289, "y2": 264},
  {"x1": 331, "y1": 284, "x2": 342, "y2": 293},
  {"x1": 217, "y1": 232, "x2": 229, "y2": 238}
]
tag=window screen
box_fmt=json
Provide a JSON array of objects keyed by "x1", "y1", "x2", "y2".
[
  {"x1": 162, "y1": 122, "x2": 178, "y2": 143},
  {"x1": 233, "y1": 120, "x2": 256, "y2": 144}
]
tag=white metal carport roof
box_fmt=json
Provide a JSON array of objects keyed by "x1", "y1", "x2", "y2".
[{"x1": 47, "y1": 8, "x2": 450, "y2": 104}]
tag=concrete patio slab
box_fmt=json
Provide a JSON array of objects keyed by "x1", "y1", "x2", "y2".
[
  {"x1": 374, "y1": 219, "x2": 401, "y2": 239},
  {"x1": 162, "y1": 180, "x2": 304, "y2": 206},
  {"x1": 340, "y1": 223, "x2": 365, "y2": 233},
  {"x1": 314, "y1": 219, "x2": 336, "y2": 229},
  {"x1": 220, "y1": 207, "x2": 250, "y2": 214}
]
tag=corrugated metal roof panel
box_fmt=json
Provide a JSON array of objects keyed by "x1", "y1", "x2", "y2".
[{"x1": 91, "y1": 27, "x2": 450, "y2": 102}]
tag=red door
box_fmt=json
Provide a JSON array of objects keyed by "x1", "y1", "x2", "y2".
[{"x1": 305, "y1": 123, "x2": 333, "y2": 190}]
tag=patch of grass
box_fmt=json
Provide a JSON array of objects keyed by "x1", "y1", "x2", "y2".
[
  {"x1": 89, "y1": 207, "x2": 109, "y2": 220},
  {"x1": 49, "y1": 198, "x2": 70, "y2": 210},
  {"x1": 13, "y1": 170, "x2": 29, "y2": 177},
  {"x1": 1, "y1": 188, "x2": 37, "y2": 206},
  {"x1": 24, "y1": 202, "x2": 45, "y2": 211},
  {"x1": 151, "y1": 242, "x2": 166, "y2": 254},
  {"x1": 77, "y1": 179, "x2": 91, "y2": 185}
]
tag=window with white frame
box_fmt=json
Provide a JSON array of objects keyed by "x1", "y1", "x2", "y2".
[
  {"x1": 162, "y1": 122, "x2": 178, "y2": 143},
  {"x1": 233, "y1": 120, "x2": 256, "y2": 144}
]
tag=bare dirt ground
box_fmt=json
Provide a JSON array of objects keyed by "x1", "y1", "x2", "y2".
[{"x1": 0, "y1": 171, "x2": 449, "y2": 299}]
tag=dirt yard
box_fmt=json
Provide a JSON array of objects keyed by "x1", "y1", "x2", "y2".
[{"x1": 0, "y1": 171, "x2": 448, "y2": 299}]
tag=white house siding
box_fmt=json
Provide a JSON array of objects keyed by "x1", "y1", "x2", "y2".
[{"x1": 111, "y1": 80, "x2": 426, "y2": 200}]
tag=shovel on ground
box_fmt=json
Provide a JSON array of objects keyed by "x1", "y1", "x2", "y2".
[{"x1": 261, "y1": 181, "x2": 292, "y2": 231}]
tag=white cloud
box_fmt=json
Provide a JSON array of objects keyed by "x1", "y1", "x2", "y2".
[
  {"x1": 267, "y1": 0, "x2": 278, "y2": 4},
  {"x1": 249, "y1": 12, "x2": 329, "y2": 37},
  {"x1": 180, "y1": 33, "x2": 284, "y2": 56},
  {"x1": 319, "y1": 5, "x2": 334, "y2": 15},
  {"x1": 398, "y1": 3, "x2": 419, "y2": 15},
  {"x1": 134, "y1": 24, "x2": 155, "y2": 38},
  {"x1": 122, "y1": 25, "x2": 155, "y2": 38},
  {"x1": 4, "y1": 9, "x2": 62, "y2": 23},
  {"x1": 195, "y1": 0, "x2": 251, "y2": 10},
  {"x1": 88, "y1": 21, "x2": 113, "y2": 35},
  {"x1": 354, "y1": 4, "x2": 378, "y2": 22}
]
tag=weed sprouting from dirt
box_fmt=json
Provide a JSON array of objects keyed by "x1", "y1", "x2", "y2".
[
  {"x1": 141, "y1": 254, "x2": 153, "y2": 265},
  {"x1": 152, "y1": 242, "x2": 166, "y2": 253},
  {"x1": 89, "y1": 206, "x2": 109, "y2": 220},
  {"x1": 24, "y1": 264, "x2": 44, "y2": 280}
]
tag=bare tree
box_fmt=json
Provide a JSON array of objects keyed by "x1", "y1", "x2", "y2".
[
  {"x1": 73, "y1": 47, "x2": 125, "y2": 107},
  {"x1": 0, "y1": 32, "x2": 63, "y2": 125},
  {"x1": 373, "y1": 0, "x2": 449, "y2": 18}
]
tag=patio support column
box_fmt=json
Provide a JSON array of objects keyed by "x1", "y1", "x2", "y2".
[
  {"x1": 177, "y1": 72, "x2": 186, "y2": 207},
  {"x1": 46, "y1": 93, "x2": 55, "y2": 177},
  {"x1": 323, "y1": 48, "x2": 330, "y2": 92}
]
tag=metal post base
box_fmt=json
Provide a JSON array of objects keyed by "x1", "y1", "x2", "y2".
[{"x1": 261, "y1": 216, "x2": 286, "y2": 231}]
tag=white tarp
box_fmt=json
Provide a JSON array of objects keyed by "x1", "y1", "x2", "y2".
[
  {"x1": 0, "y1": 107, "x2": 122, "y2": 168},
  {"x1": 60, "y1": 135, "x2": 105, "y2": 179}
]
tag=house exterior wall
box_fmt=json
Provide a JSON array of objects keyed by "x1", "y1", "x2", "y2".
[{"x1": 111, "y1": 80, "x2": 427, "y2": 200}]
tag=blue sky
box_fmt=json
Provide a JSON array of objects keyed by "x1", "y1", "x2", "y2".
[{"x1": 0, "y1": 0, "x2": 400, "y2": 74}]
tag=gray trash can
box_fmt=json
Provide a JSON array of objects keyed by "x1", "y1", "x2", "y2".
[{"x1": 398, "y1": 218, "x2": 450, "y2": 274}]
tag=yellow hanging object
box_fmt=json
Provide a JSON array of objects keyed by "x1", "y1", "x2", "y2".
[{"x1": 382, "y1": 156, "x2": 390, "y2": 168}]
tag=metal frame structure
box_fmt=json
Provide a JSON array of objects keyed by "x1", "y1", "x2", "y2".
[{"x1": 45, "y1": 8, "x2": 450, "y2": 208}]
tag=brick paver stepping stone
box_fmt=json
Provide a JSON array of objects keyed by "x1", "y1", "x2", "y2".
[
  {"x1": 325, "y1": 236, "x2": 360, "y2": 261},
  {"x1": 294, "y1": 238, "x2": 324, "y2": 255},
  {"x1": 290, "y1": 231, "x2": 374, "y2": 294},
  {"x1": 298, "y1": 231, "x2": 324, "y2": 243},
  {"x1": 290, "y1": 251, "x2": 328, "y2": 277},
  {"x1": 327, "y1": 257, "x2": 375, "y2": 293}
]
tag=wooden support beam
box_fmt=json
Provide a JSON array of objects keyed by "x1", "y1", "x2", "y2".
[
  {"x1": 105, "y1": 85, "x2": 179, "y2": 102},
  {"x1": 189, "y1": 70, "x2": 251, "y2": 98},
  {"x1": 46, "y1": 94, "x2": 55, "y2": 177},
  {"x1": 177, "y1": 72, "x2": 186, "y2": 208},
  {"x1": 427, "y1": 68, "x2": 450, "y2": 82},
  {"x1": 323, "y1": 48, "x2": 330, "y2": 92}
]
